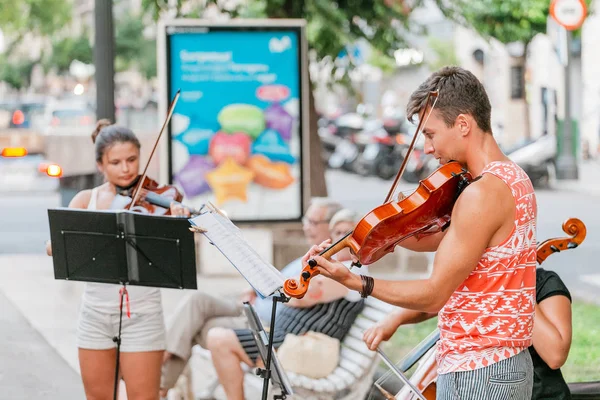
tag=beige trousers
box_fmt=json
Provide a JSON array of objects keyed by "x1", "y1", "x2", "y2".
[{"x1": 160, "y1": 291, "x2": 249, "y2": 389}]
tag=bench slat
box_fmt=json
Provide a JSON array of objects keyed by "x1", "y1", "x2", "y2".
[
  {"x1": 339, "y1": 358, "x2": 367, "y2": 378},
  {"x1": 340, "y1": 346, "x2": 373, "y2": 369},
  {"x1": 343, "y1": 335, "x2": 373, "y2": 356},
  {"x1": 361, "y1": 306, "x2": 388, "y2": 322}
]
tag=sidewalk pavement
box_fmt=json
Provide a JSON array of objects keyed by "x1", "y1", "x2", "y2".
[
  {"x1": 552, "y1": 160, "x2": 600, "y2": 197},
  {"x1": 0, "y1": 290, "x2": 85, "y2": 399},
  {"x1": 0, "y1": 254, "x2": 250, "y2": 398}
]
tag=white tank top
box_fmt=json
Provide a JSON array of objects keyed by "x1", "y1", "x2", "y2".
[{"x1": 81, "y1": 187, "x2": 162, "y2": 314}]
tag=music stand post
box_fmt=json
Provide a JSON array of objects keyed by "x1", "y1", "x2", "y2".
[
  {"x1": 190, "y1": 208, "x2": 293, "y2": 399},
  {"x1": 48, "y1": 208, "x2": 197, "y2": 400},
  {"x1": 255, "y1": 293, "x2": 290, "y2": 400},
  {"x1": 113, "y1": 283, "x2": 127, "y2": 400}
]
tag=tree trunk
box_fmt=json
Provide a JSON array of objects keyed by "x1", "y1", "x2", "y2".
[{"x1": 308, "y1": 77, "x2": 328, "y2": 197}]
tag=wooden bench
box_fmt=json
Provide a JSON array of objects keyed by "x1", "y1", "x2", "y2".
[{"x1": 177, "y1": 296, "x2": 396, "y2": 400}]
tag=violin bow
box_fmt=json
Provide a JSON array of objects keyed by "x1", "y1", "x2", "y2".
[
  {"x1": 376, "y1": 348, "x2": 428, "y2": 400},
  {"x1": 384, "y1": 90, "x2": 439, "y2": 204},
  {"x1": 129, "y1": 89, "x2": 181, "y2": 210}
]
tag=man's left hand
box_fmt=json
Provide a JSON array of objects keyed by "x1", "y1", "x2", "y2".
[
  {"x1": 301, "y1": 240, "x2": 354, "y2": 287},
  {"x1": 311, "y1": 255, "x2": 355, "y2": 287}
]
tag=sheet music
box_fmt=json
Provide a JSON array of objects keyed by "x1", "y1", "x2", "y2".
[{"x1": 190, "y1": 211, "x2": 284, "y2": 298}]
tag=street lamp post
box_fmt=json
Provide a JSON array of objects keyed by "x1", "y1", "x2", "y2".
[
  {"x1": 94, "y1": 0, "x2": 116, "y2": 123},
  {"x1": 550, "y1": 0, "x2": 587, "y2": 180},
  {"x1": 556, "y1": 28, "x2": 578, "y2": 179}
]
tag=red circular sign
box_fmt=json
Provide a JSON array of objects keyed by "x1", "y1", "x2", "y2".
[{"x1": 550, "y1": 0, "x2": 587, "y2": 31}]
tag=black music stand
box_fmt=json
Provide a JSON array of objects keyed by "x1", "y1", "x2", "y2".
[
  {"x1": 243, "y1": 298, "x2": 293, "y2": 400},
  {"x1": 48, "y1": 207, "x2": 197, "y2": 400}
]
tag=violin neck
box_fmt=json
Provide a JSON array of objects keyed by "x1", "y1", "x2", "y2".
[{"x1": 319, "y1": 232, "x2": 352, "y2": 259}]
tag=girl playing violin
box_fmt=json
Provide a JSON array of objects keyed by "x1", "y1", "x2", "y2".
[{"x1": 46, "y1": 119, "x2": 189, "y2": 400}]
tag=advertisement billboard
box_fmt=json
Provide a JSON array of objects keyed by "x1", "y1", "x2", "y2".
[{"x1": 158, "y1": 20, "x2": 308, "y2": 224}]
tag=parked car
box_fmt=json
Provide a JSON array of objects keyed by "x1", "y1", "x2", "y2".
[
  {"x1": 0, "y1": 99, "x2": 60, "y2": 192},
  {"x1": 505, "y1": 134, "x2": 557, "y2": 188}
]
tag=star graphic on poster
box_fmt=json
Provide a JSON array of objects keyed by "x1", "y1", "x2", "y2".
[
  {"x1": 205, "y1": 157, "x2": 255, "y2": 205},
  {"x1": 248, "y1": 155, "x2": 294, "y2": 189}
]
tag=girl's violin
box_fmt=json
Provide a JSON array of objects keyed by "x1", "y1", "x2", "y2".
[
  {"x1": 113, "y1": 174, "x2": 203, "y2": 216},
  {"x1": 283, "y1": 90, "x2": 473, "y2": 299},
  {"x1": 112, "y1": 175, "x2": 187, "y2": 215}
]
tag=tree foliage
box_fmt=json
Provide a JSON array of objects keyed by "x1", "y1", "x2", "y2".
[
  {"x1": 0, "y1": 0, "x2": 71, "y2": 43},
  {"x1": 427, "y1": 37, "x2": 458, "y2": 71},
  {"x1": 434, "y1": 0, "x2": 591, "y2": 45},
  {"x1": 43, "y1": 34, "x2": 93, "y2": 74},
  {"x1": 114, "y1": 11, "x2": 158, "y2": 79},
  {"x1": 0, "y1": 56, "x2": 36, "y2": 89},
  {"x1": 141, "y1": 0, "x2": 415, "y2": 71}
]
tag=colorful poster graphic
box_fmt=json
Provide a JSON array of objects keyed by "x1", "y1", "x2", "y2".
[{"x1": 168, "y1": 29, "x2": 303, "y2": 222}]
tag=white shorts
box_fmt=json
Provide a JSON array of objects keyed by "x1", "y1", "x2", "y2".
[{"x1": 76, "y1": 305, "x2": 166, "y2": 352}]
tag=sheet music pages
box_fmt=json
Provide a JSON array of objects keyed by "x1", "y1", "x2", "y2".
[{"x1": 190, "y1": 211, "x2": 284, "y2": 298}]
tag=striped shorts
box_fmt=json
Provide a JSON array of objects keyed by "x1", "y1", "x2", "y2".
[{"x1": 437, "y1": 350, "x2": 533, "y2": 400}]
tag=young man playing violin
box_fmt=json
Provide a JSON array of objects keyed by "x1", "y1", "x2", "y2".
[{"x1": 305, "y1": 66, "x2": 537, "y2": 400}]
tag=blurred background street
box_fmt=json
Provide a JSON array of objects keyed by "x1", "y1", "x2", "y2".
[{"x1": 1, "y1": 0, "x2": 600, "y2": 398}]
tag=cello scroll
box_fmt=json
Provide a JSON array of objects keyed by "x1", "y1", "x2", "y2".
[{"x1": 536, "y1": 218, "x2": 586, "y2": 265}]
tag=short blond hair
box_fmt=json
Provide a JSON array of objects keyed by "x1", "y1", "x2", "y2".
[
  {"x1": 329, "y1": 208, "x2": 359, "y2": 231},
  {"x1": 308, "y1": 197, "x2": 343, "y2": 222}
]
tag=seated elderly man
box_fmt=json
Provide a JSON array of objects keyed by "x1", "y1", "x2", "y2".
[
  {"x1": 204, "y1": 208, "x2": 367, "y2": 400},
  {"x1": 159, "y1": 198, "x2": 345, "y2": 398}
]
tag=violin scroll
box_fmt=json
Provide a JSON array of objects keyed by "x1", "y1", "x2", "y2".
[
  {"x1": 283, "y1": 234, "x2": 354, "y2": 299},
  {"x1": 536, "y1": 217, "x2": 586, "y2": 265}
]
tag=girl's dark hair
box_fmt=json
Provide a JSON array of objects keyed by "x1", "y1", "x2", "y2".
[{"x1": 91, "y1": 119, "x2": 141, "y2": 162}]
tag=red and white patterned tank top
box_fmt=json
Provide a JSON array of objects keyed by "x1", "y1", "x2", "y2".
[{"x1": 436, "y1": 161, "x2": 537, "y2": 374}]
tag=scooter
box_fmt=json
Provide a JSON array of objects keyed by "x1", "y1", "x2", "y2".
[{"x1": 351, "y1": 120, "x2": 394, "y2": 177}]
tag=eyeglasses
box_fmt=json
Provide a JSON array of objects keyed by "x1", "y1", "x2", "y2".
[{"x1": 302, "y1": 216, "x2": 329, "y2": 227}]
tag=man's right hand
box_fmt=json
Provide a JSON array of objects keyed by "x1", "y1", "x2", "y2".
[{"x1": 363, "y1": 317, "x2": 400, "y2": 351}]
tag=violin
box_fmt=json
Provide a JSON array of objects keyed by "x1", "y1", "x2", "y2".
[
  {"x1": 113, "y1": 175, "x2": 184, "y2": 215},
  {"x1": 283, "y1": 91, "x2": 473, "y2": 299},
  {"x1": 373, "y1": 217, "x2": 588, "y2": 400},
  {"x1": 114, "y1": 175, "x2": 202, "y2": 216},
  {"x1": 113, "y1": 89, "x2": 201, "y2": 216}
]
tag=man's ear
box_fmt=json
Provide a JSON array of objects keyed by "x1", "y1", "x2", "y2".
[{"x1": 456, "y1": 114, "x2": 471, "y2": 136}]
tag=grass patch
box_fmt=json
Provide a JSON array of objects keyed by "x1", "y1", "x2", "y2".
[
  {"x1": 379, "y1": 301, "x2": 600, "y2": 382},
  {"x1": 563, "y1": 301, "x2": 600, "y2": 382}
]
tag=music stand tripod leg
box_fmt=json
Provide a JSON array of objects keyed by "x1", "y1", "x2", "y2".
[
  {"x1": 112, "y1": 283, "x2": 127, "y2": 400},
  {"x1": 256, "y1": 293, "x2": 289, "y2": 400}
]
